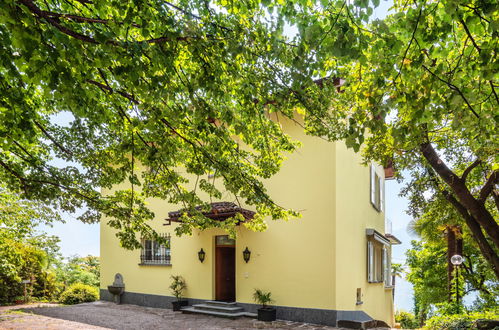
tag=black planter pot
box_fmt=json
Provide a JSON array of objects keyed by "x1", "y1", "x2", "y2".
[
  {"x1": 171, "y1": 300, "x2": 188, "y2": 311},
  {"x1": 257, "y1": 307, "x2": 276, "y2": 322}
]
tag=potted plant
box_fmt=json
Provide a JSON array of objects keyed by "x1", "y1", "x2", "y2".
[
  {"x1": 169, "y1": 275, "x2": 188, "y2": 311},
  {"x1": 253, "y1": 289, "x2": 276, "y2": 322}
]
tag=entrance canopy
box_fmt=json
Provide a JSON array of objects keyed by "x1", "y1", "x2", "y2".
[{"x1": 165, "y1": 202, "x2": 255, "y2": 225}]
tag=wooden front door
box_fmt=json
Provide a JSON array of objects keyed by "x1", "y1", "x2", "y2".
[{"x1": 215, "y1": 237, "x2": 235, "y2": 302}]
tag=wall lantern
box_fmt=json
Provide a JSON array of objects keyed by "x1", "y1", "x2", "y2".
[
  {"x1": 243, "y1": 247, "x2": 251, "y2": 263},
  {"x1": 198, "y1": 248, "x2": 206, "y2": 263}
]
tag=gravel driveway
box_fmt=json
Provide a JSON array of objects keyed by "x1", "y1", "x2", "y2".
[{"x1": 0, "y1": 301, "x2": 340, "y2": 329}]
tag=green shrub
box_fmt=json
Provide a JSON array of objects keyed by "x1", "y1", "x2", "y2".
[
  {"x1": 425, "y1": 310, "x2": 499, "y2": 329},
  {"x1": 395, "y1": 310, "x2": 419, "y2": 329},
  {"x1": 58, "y1": 283, "x2": 98, "y2": 305}
]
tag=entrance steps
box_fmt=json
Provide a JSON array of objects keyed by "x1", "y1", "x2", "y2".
[{"x1": 181, "y1": 300, "x2": 256, "y2": 319}]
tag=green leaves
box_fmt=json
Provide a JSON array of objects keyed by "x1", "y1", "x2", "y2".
[
  {"x1": 2, "y1": 0, "x2": 358, "y2": 248},
  {"x1": 324, "y1": 0, "x2": 499, "y2": 280},
  {"x1": 1, "y1": 0, "x2": 496, "y2": 253},
  {"x1": 0, "y1": 186, "x2": 66, "y2": 304}
]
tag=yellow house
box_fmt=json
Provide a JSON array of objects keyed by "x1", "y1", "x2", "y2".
[{"x1": 100, "y1": 116, "x2": 400, "y2": 327}]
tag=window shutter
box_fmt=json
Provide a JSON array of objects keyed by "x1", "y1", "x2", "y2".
[
  {"x1": 382, "y1": 246, "x2": 386, "y2": 282},
  {"x1": 385, "y1": 247, "x2": 392, "y2": 286},
  {"x1": 367, "y1": 241, "x2": 374, "y2": 282},
  {"x1": 370, "y1": 165, "x2": 376, "y2": 206},
  {"x1": 379, "y1": 176, "x2": 384, "y2": 212}
]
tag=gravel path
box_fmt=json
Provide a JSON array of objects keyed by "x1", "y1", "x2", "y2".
[{"x1": 0, "y1": 301, "x2": 341, "y2": 330}]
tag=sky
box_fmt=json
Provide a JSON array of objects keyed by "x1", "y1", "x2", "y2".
[
  {"x1": 386, "y1": 178, "x2": 417, "y2": 312},
  {"x1": 40, "y1": 211, "x2": 100, "y2": 258},
  {"x1": 38, "y1": 0, "x2": 418, "y2": 313}
]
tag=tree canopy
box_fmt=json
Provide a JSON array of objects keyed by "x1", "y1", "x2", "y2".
[
  {"x1": 0, "y1": 0, "x2": 370, "y2": 248},
  {"x1": 329, "y1": 0, "x2": 498, "y2": 277}
]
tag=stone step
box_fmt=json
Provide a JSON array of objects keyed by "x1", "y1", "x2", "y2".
[
  {"x1": 204, "y1": 300, "x2": 238, "y2": 307},
  {"x1": 337, "y1": 319, "x2": 390, "y2": 329},
  {"x1": 192, "y1": 304, "x2": 244, "y2": 313},
  {"x1": 180, "y1": 307, "x2": 256, "y2": 319}
]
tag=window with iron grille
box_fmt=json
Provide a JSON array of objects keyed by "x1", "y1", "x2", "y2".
[{"x1": 140, "y1": 233, "x2": 171, "y2": 265}]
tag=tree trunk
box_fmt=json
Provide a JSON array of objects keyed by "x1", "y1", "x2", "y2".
[
  {"x1": 421, "y1": 142, "x2": 499, "y2": 250},
  {"x1": 445, "y1": 226, "x2": 464, "y2": 299},
  {"x1": 461, "y1": 214, "x2": 499, "y2": 280},
  {"x1": 443, "y1": 191, "x2": 499, "y2": 279},
  {"x1": 446, "y1": 226, "x2": 456, "y2": 300}
]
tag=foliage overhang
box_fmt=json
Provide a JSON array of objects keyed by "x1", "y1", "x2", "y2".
[{"x1": 0, "y1": 0, "x2": 365, "y2": 248}]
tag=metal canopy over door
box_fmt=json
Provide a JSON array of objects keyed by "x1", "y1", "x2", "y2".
[{"x1": 215, "y1": 235, "x2": 236, "y2": 302}]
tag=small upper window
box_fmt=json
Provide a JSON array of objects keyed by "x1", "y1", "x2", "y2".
[
  {"x1": 140, "y1": 233, "x2": 171, "y2": 265},
  {"x1": 370, "y1": 165, "x2": 384, "y2": 212}
]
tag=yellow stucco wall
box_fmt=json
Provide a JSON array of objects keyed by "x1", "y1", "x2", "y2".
[
  {"x1": 333, "y1": 142, "x2": 394, "y2": 324},
  {"x1": 101, "y1": 117, "x2": 337, "y2": 308},
  {"x1": 335, "y1": 143, "x2": 393, "y2": 324},
  {"x1": 234, "y1": 118, "x2": 336, "y2": 309},
  {"x1": 100, "y1": 116, "x2": 394, "y2": 325}
]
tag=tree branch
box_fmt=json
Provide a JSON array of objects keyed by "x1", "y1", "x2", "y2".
[
  {"x1": 489, "y1": 81, "x2": 499, "y2": 105},
  {"x1": 422, "y1": 65, "x2": 480, "y2": 118},
  {"x1": 492, "y1": 190, "x2": 499, "y2": 213},
  {"x1": 33, "y1": 120, "x2": 73, "y2": 156},
  {"x1": 0, "y1": 159, "x2": 27, "y2": 183},
  {"x1": 42, "y1": 11, "x2": 108, "y2": 24},
  {"x1": 18, "y1": 0, "x2": 100, "y2": 44},
  {"x1": 421, "y1": 141, "x2": 499, "y2": 249},
  {"x1": 163, "y1": 1, "x2": 231, "y2": 32},
  {"x1": 86, "y1": 79, "x2": 139, "y2": 104},
  {"x1": 461, "y1": 159, "x2": 481, "y2": 182},
  {"x1": 459, "y1": 19, "x2": 481, "y2": 53},
  {"x1": 459, "y1": 4, "x2": 490, "y2": 23},
  {"x1": 479, "y1": 171, "x2": 498, "y2": 202},
  {"x1": 420, "y1": 142, "x2": 461, "y2": 186},
  {"x1": 442, "y1": 190, "x2": 499, "y2": 279},
  {"x1": 394, "y1": 6, "x2": 423, "y2": 82},
  {"x1": 0, "y1": 157, "x2": 100, "y2": 203},
  {"x1": 18, "y1": 0, "x2": 221, "y2": 46}
]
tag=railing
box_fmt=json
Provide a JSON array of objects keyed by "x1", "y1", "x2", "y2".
[{"x1": 140, "y1": 254, "x2": 171, "y2": 265}]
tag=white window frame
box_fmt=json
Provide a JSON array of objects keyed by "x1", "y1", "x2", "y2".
[{"x1": 366, "y1": 229, "x2": 391, "y2": 284}]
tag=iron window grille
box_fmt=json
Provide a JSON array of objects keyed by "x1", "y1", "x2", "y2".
[{"x1": 140, "y1": 233, "x2": 171, "y2": 265}]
